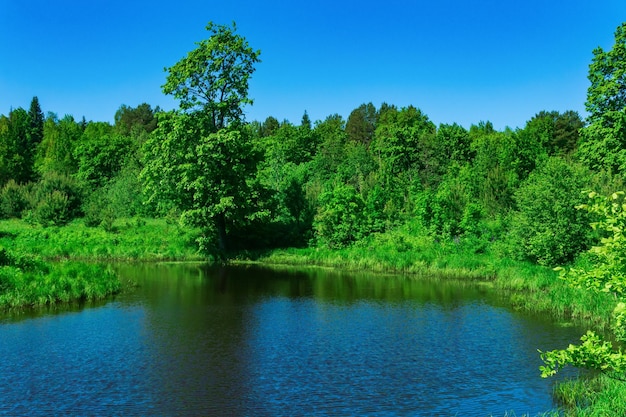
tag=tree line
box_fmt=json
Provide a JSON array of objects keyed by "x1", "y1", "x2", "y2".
[{"x1": 0, "y1": 21, "x2": 625, "y2": 269}]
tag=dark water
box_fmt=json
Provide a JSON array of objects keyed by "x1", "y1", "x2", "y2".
[{"x1": 0, "y1": 263, "x2": 584, "y2": 416}]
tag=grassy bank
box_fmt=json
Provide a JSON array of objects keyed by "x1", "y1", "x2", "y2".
[
  {"x1": 0, "y1": 217, "x2": 203, "y2": 310},
  {"x1": 0, "y1": 218, "x2": 204, "y2": 261},
  {"x1": 0, "y1": 247, "x2": 121, "y2": 310},
  {"x1": 246, "y1": 226, "x2": 616, "y2": 332}
]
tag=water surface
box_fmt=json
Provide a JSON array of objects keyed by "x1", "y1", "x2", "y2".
[{"x1": 0, "y1": 263, "x2": 583, "y2": 416}]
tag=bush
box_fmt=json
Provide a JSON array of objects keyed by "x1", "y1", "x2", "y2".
[
  {"x1": 82, "y1": 187, "x2": 117, "y2": 231},
  {"x1": 26, "y1": 172, "x2": 83, "y2": 227},
  {"x1": 31, "y1": 190, "x2": 71, "y2": 226},
  {"x1": 429, "y1": 172, "x2": 471, "y2": 238},
  {"x1": 314, "y1": 183, "x2": 367, "y2": 248},
  {"x1": 0, "y1": 180, "x2": 29, "y2": 219},
  {"x1": 508, "y1": 157, "x2": 593, "y2": 266}
]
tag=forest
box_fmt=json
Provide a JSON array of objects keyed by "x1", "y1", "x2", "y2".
[{"x1": 2, "y1": 20, "x2": 626, "y2": 414}]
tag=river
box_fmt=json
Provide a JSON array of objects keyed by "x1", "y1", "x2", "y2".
[{"x1": 0, "y1": 263, "x2": 583, "y2": 416}]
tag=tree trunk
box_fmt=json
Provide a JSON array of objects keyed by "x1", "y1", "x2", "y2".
[{"x1": 216, "y1": 212, "x2": 228, "y2": 252}]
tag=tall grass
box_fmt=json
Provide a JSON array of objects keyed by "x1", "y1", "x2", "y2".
[
  {"x1": 0, "y1": 217, "x2": 204, "y2": 261},
  {"x1": 0, "y1": 247, "x2": 121, "y2": 310},
  {"x1": 552, "y1": 375, "x2": 626, "y2": 416}
]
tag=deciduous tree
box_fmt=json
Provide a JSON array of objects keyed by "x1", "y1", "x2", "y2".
[
  {"x1": 143, "y1": 22, "x2": 261, "y2": 253},
  {"x1": 162, "y1": 21, "x2": 261, "y2": 131}
]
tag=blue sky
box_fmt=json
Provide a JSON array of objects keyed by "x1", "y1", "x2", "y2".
[{"x1": 1, "y1": 1, "x2": 625, "y2": 130}]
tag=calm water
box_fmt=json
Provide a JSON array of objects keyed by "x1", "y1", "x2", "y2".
[{"x1": 0, "y1": 263, "x2": 584, "y2": 416}]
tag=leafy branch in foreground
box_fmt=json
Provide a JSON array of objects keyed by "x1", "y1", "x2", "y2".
[{"x1": 540, "y1": 191, "x2": 626, "y2": 380}]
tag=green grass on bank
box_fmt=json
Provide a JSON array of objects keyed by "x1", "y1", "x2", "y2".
[
  {"x1": 552, "y1": 375, "x2": 626, "y2": 416},
  {"x1": 0, "y1": 217, "x2": 204, "y2": 261},
  {"x1": 0, "y1": 217, "x2": 203, "y2": 310},
  {"x1": 0, "y1": 247, "x2": 121, "y2": 310}
]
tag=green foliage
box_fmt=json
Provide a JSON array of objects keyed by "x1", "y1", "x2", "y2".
[
  {"x1": 516, "y1": 110, "x2": 583, "y2": 177},
  {"x1": 114, "y1": 103, "x2": 158, "y2": 135},
  {"x1": 508, "y1": 157, "x2": 592, "y2": 266},
  {"x1": 0, "y1": 180, "x2": 29, "y2": 218},
  {"x1": 435, "y1": 123, "x2": 473, "y2": 167},
  {"x1": 371, "y1": 105, "x2": 436, "y2": 180},
  {"x1": 540, "y1": 190, "x2": 626, "y2": 383},
  {"x1": 146, "y1": 21, "x2": 262, "y2": 253},
  {"x1": 143, "y1": 112, "x2": 260, "y2": 251},
  {"x1": 561, "y1": 192, "x2": 626, "y2": 296},
  {"x1": 577, "y1": 22, "x2": 626, "y2": 176},
  {"x1": 429, "y1": 167, "x2": 472, "y2": 238},
  {"x1": 258, "y1": 116, "x2": 280, "y2": 137},
  {"x1": 74, "y1": 121, "x2": 133, "y2": 189},
  {"x1": 467, "y1": 124, "x2": 519, "y2": 215},
  {"x1": 0, "y1": 108, "x2": 30, "y2": 184},
  {"x1": 30, "y1": 190, "x2": 71, "y2": 227},
  {"x1": 577, "y1": 110, "x2": 626, "y2": 175},
  {"x1": 345, "y1": 102, "x2": 377, "y2": 146},
  {"x1": 310, "y1": 114, "x2": 348, "y2": 180},
  {"x1": 420, "y1": 163, "x2": 488, "y2": 243},
  {"x1": 36, "y1": 114, "x2": 82, "y2": 176},
  {"x1": 162, "y1": 21, "x2": 261, "y2": 129},
  {"x1": 585, "y1": 23, "x2": 626, "y2": 120},
  {"x1": 0, "y1": 245, "x2": 120, "y2": 309},
  {"x1": 552, "y1": 374, "x2": 626, "y2": 415},
  {"x1": 0, "y1": 98, "x2": 45, "y2": 185},
  {"x1": 540, "y1": 329, "x2": 626, "y2": 379},
  {"x1": 0, "y1": 218, "x2": 201, "y2": 261},
  {"x1": 30, "y1": 171, "x2": 82, "y2": 220},
  {"x1": 314, "y1": 183, "x2": 367, "y2": 248},
  {"x1": 82, "y1": 187, "x2": 117, "y2": 231}
]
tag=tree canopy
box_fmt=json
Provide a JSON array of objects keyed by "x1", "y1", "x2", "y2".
[{"x1": 162, "y1": 21, "x2": 261, "y2": 130}]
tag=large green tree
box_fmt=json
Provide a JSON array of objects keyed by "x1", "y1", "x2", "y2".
[
  {"x1": 74, "y1": 122, "x2": 133, "y2": 189},
  {"x1": 36, "y1": 114, "x2": 81, "y2": 176},
  {"x1": 586, "y1": 23, "x2": 626, "y2": 120},
  {"x1": 577, "y1": 22, "x2": 626, "y2": 175},
  {"x1": 162, "y1": 21, "x2": 261, "y2": 131},
  {"x1": 143, "y1": 22, "x2": 261, "y2": 253},
  {"x1": 0, "y1": 99, "x2": 44, "y2": 185},
  {"x1": 345, "y1": 102, "x2": 378, "y2": 146},
  {"x1": 114, "y1": 103, "x2": 158, "y2": 136}
]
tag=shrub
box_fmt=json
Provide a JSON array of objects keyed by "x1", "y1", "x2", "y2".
[
  {"x1": 32, "y1": 190, "x2": 71, "y2": 226},
  {"x1": 82, "y1": 187, "x2": 117, "y2": 231},
  {"x1": 0, "y1": 180, "x2": 29, "y2": 218},
  {"x1": 508, "y1": 157, "x2": 593, "y2": 266},
  {"x1": 429, "y1": 173, "x2": 471, "y2": 238},
  {"x1": 314, "y1": 183, "x2": 367, "y2": 248},
  {"x1": 26, "y1": 172, "x2": 83, "y2": 227}
]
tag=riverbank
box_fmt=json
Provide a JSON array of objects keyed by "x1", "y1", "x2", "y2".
[
  {"x1": 0, "y1": 246, "x2": 121, "y2": 310},
  {"x1": 236, "y1": 226, "x2": 625, "y2": 416},
  {"x1": 1, "y1": 217, "x2": 624, "y2": 415},
  {"x1": 242, "y1": 228, "x2": 616, "y2": 332},
  {"x1": 0, "y1": 217, "x2": 202, "y2": 310},
  {"x1": 0, "y1": 218, "x2": 204, "y2": 261}
]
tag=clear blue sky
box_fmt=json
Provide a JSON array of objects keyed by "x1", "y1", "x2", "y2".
[{"x1": 1, "y1": 1, "x2": 625, "y2": 130}]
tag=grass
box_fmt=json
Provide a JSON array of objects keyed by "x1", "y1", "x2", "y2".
[
  {"x1": 0, "y1": 217, "x2": 205, "y2": 310},
  {"x1": 552, "y1": 375, "x2": 626, "y2": 416},
  {"x1": 0, "y1": 246, "x2": 121, "y2": 310},
  {"x1": 0, "y1": 217, "x2": 205, "y2": 261}
]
